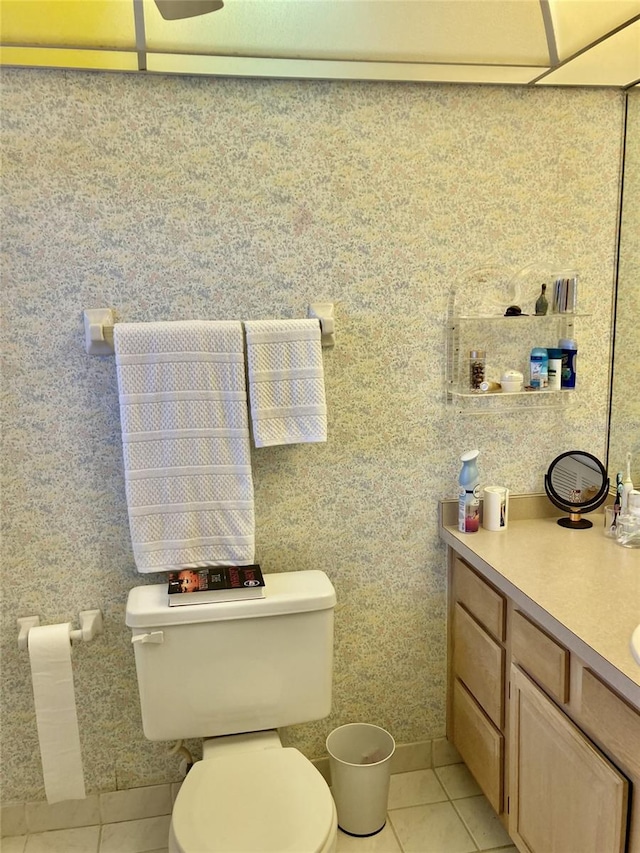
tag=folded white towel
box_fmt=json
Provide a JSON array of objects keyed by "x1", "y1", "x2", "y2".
[
  {"x1": 114, "y1": 321, "x2": 255, "y2": 573},
  {"x1": 244, "y1": 319, "x2": 327, "y2": 448}
]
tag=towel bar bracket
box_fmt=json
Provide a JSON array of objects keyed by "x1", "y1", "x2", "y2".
[
  {"x1": 84, "y1": 308, "x2": 115, "y2": 356},
  {"x1": 308, "y1": 302, "x2": 336, "y2": 347}
]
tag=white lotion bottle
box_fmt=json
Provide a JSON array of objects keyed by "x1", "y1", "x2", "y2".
[{"x1": 547, "y1": 347, "x2": 563, "y2": 391}]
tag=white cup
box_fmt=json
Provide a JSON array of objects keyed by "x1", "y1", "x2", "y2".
[{"x1": 483, "y1": 486, "x2": 509, "y2": 531}]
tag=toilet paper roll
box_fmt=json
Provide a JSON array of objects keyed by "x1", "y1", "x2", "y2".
[
  {"x1": 483, "y1": 486, "x2": 509, "y2": 531},
  {"x1": 28, "y1": 623, "x2": 86, "y2": 803}
]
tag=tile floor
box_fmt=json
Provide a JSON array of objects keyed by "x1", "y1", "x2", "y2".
[{"x1": 2, "y1": 762, "x2": 516, "y2": 853}]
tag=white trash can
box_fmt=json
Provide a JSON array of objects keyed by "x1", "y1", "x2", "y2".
[{"x1": 326, "y1": 723, "x2": 395, "y2": 837}]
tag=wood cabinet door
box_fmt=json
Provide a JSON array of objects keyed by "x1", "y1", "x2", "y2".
[{"x1": 509, "y1": 665, "x2": 628, "y2": 853}]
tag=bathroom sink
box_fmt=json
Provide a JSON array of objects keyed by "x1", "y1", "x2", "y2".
[{"x1": 631, "y1": 625, "x2": 640, "y2": 667}]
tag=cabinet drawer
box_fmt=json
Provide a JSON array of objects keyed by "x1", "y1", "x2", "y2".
[
  {"x1": 453, "y1": 602, "x2": 504, "y2": 728},
  {"x1": 452, "y1": 677, "x2": 504, "y2": 814},
  {"x1": 453, "y1": 557, "x2": 505, "y2": 641},
  {"x1": 511, "y1": 610, "x2": 569, "y2": 704},
  {"x1": 581, "y1": 669, "x2": 640, "y2": 778}
]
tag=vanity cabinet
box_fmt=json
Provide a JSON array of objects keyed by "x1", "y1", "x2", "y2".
[
  {"x1": 447, "y1": 552, "x2": 640, "y2": 852},
  {"x1": 509, "y1": 665, "x2": 628, "y2": 853},
  {"x1": 510, "y1": 610, "x2": 569, "y2": 704},
  {"x1": 449, "y1": 557, "x2": 507, "y2": 815}
]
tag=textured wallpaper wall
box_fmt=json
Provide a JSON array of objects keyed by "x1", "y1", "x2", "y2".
[{"x1": 1, "y1": 69, "x2": 623, "y2": 803}]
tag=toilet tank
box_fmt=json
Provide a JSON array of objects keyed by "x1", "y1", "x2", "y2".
[{"x1": 125, "y1": 570, "x2": 336, "y2": 741}]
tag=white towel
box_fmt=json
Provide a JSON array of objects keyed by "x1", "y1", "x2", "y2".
[
  {"x1": 114, "y1": 321, "x2": 255, "y2": 573},
  {"x1": 244, "y1": 319, "x2": 327, "y2": 448}
]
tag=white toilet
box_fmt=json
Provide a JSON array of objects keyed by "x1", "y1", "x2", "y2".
[{"x1": 125, "y1": 570, "x2": 338, "y2": 853}]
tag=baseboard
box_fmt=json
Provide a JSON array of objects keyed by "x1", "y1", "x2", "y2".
[{"x1": 2, "y1": 738, "x2": 462, "y2": 836}]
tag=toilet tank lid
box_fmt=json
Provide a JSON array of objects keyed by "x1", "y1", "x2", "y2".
[{"x1": 125, "y1": 569, "x2": 336, "y2": 628}]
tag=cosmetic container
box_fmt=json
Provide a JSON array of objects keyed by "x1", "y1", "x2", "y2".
[
  {"x1": 469, "y1": 350, "x2": 486, "y2": 391},
  {"x1": 530, "y1": 347, "x2": 548, "y2": 390},
  {"x1": 547, "y1": 347, "x2": 563, "y2": 391},
  {"x1": 500, "y1": 370, "x2": 524, "y2": 393},
  {"x1": 559, "y1": 338, "x2": 577, "y2": 388}
]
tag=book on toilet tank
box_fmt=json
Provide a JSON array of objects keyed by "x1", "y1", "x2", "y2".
[{"x1": 167, "y1": 564, "x2": 265, "y2": 606}]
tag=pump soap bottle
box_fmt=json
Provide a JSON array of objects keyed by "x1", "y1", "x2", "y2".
[{"x1": 458, "y1": 450, "x2": 481, "y2": 533}]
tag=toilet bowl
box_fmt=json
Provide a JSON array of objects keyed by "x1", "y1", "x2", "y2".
[
  {"x1": 169, "y1": 742, "x2": 337, "y2": 853},
  {"x1": 125, "y1": 572, "x2": 339, "y2": 853}
]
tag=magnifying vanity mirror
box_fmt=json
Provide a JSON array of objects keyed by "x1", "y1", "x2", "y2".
[{"x1": 545, "y1": 451, "x2": 610, "y2": 529}]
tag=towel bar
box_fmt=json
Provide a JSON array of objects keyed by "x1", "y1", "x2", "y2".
[{"x1": 83, "y1": 304, "x2": 336, "y2": 355}]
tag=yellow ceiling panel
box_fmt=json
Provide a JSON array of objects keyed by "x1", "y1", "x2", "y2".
[
  {"x1": 0, "y1": 0, "x2": 136, "y2": 49},
  {"x1": 548, "y1": 0, "x2": 640, "y2": 61},
  {"x1": 537, "y1": 20, "x2": 640, "y2": 87},
  {"x1": 0, "y1": 44, "x2": 138, "y2": 68},
  {"x1": 143, "y1": 0, "x2": 550, "y2": 66},
  {"x1": 1, "y1": 0, "x2": 638, "y2": 87}
]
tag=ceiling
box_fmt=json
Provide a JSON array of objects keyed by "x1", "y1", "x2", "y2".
[{"x1": 1, "y1": 0, "x2": 639, "y2": 88}]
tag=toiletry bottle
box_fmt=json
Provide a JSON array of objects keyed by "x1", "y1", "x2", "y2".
[
  {"x1": 621, "y1": 453, "x2": 634, "y2": 513},
  {"x1": 547, "y1": 347, "x2": 563, "y2": 391},
  {"x1": 535, "y1": 283, "x2": 548, "y2": 315},
  {"x1": 530, "y1": 347, "x2": 548, "y2": 389},
  {"x1": 614, "y1": 473, "x2": 622, "y2": 526},
  {"x1": 458, "y1": 450, "x2": 481, "y2": 533},
  {"x1": 469, "y1": 350, "x2": 486, "y2": 391},
  {"x1": 559, "y1": 338, "x2": 577, "y2": 388}
]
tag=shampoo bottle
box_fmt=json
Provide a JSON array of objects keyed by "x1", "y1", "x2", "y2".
[{"x1": 458, "y1": 450, "x2": 481, "y2": 533}]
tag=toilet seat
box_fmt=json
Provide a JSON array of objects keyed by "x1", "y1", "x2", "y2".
[{"x1": 170, "y1": 747, "x2": 337, "y2": 853}]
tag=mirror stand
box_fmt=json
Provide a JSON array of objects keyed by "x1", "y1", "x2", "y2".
[{"x1": 556, "y1": 510, "x2": 595, "y2": 529}]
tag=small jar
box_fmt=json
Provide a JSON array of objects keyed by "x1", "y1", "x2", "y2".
[
  {"x1": 469, "y1": 350, "x2": 486, "y2": 390},
  {"x1": 500, "y1": 369, "x2": 524, "y2": 393}
]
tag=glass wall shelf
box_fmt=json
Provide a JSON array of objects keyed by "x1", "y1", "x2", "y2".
[{"x1": 445, "y1": 310, "x2": 587, "y2": 414}]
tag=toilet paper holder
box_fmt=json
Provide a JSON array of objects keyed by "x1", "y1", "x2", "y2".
[{"x1": 17, "y1": 610, "x2": 103, "y2": 651}]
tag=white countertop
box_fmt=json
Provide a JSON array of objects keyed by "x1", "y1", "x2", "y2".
[{"x1": 440, "y1": 516, "x2": 640, "y2": 708}]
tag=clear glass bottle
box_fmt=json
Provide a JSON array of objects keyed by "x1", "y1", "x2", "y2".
[
  {"x1": 469, "y1": 350, "x2": 486, "y2": 391},
  {"x1": 617, "y1": 490, "x2": 640, "y2": 548},
  {"x1": 535, "y1": 283, "x2": 548, "y2": 315},
  {"x1": 458, "y1": 449, "x2": 480, "y2": 533}
]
